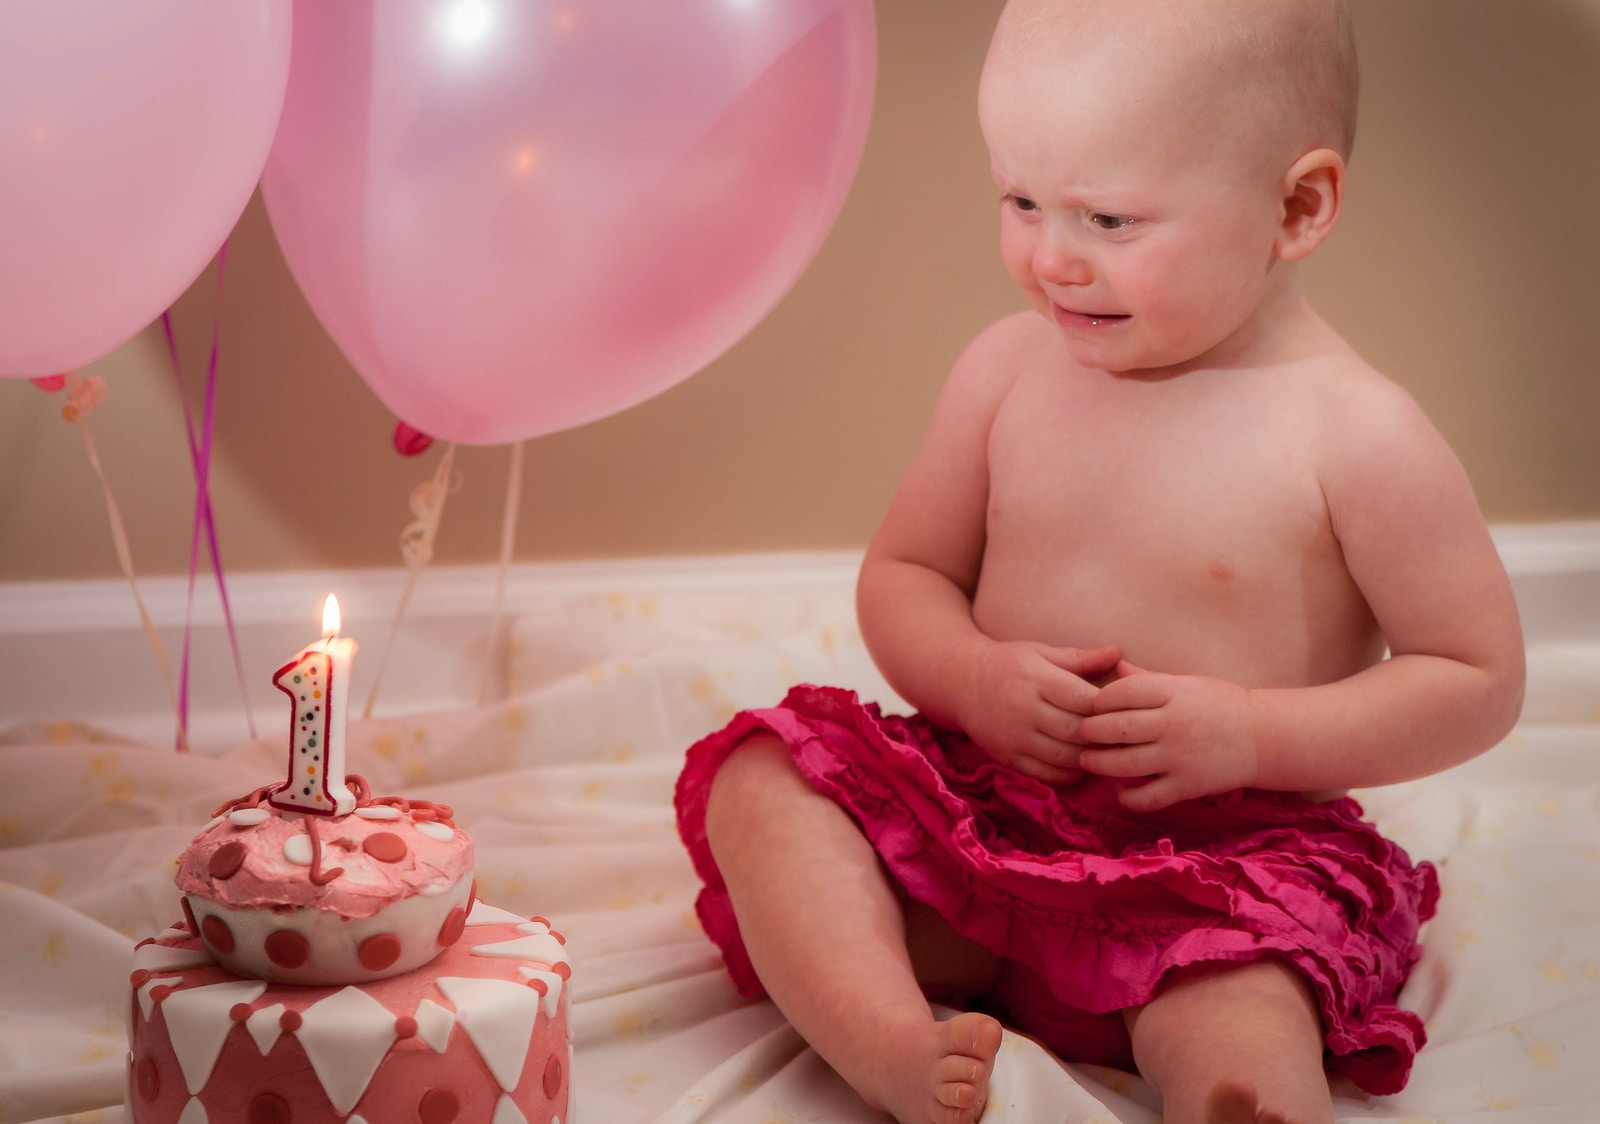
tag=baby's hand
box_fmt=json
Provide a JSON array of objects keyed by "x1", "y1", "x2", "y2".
[
  {"x1": 960, "y1": 641, "x2": 1121, "y2": 785},
  {"x1": 1076, "y1": 664, "x2": 1259, "y2": 811}
]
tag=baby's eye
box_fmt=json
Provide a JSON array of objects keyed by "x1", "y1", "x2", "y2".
[
  {"x1": 1003, "y1": 193, "x2": 1039, "y2": 214},
  {"x1": 1088, "y1": 212, "x2": 1133, "y2": 232}
]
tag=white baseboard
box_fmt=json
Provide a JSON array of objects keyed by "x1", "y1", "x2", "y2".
[
  {"x1": 2, "y1": 525, "x2": 1596, "y2": 751},
  {"x1": 0, "y1": 551, "x2": 862, "y2": 752}
]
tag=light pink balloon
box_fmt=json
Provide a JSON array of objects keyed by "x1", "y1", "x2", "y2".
[
  {"x1": 262, "y1": 0, "x2": 876, "y2": 446},
  {"x1": 0, "y1": 0, "x2": 292, "y2": 379}
]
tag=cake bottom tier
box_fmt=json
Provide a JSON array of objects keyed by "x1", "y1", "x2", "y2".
[{"x1": 127, "y1": 903, "x2": 572, "y2": 1124}]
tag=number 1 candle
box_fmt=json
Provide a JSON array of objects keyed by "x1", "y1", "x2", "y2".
[{"x1": 269, "y1": 595, "x2": 357, "y2": 816}]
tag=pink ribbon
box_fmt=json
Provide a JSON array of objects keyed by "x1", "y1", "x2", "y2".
[{"x1": 161, "y1": 240, "x2": 256, "y2": 748}]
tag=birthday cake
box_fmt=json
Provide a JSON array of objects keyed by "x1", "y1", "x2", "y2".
[{"x1": 125, "y1": 777, "x2": 573, "y2": 1123}]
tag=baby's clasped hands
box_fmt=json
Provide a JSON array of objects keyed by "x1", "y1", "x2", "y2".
[{"x1": 1078, "y1": 662, "x2": 1261, "y2": 811}]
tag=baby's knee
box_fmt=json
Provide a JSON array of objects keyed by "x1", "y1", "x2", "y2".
[{"x1": 703, "y1": 732, "x2": 806, "y2": 842}]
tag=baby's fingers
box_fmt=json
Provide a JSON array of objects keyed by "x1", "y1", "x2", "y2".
[
  {"x1": 1078, "y1": 708, "x2": 1160, "y2": 746},
  {"x1": 1113, "y1": 776, "x2": 1190, "y2": 813},
  {"x1": 1078, "y1": 744, "x2": 1163, "y2": 779}
]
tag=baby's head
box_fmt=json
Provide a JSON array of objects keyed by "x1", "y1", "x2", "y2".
[{"x1": 979, "y1": 0, "x2": 1358, "y2": 371}]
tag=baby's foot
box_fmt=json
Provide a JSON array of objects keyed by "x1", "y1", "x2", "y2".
[
  {"x1": 863, "y1": 1011, "x2": 1003, "y2": 1124},
  {"x1": 1204, "y1": 1080, "x2": 1294, "y2": 1124}
]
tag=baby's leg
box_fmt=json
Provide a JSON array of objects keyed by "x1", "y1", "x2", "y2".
[
  {"x1": 1122, "y1": 959, "x2": 1334, "y2": 1124},
  {"x1": 704, "y1": 733, "x2": 1004, "y2": 1124}
]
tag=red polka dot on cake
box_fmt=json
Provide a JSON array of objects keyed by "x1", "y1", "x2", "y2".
[
  {"x1": 130, "y1": 969, "x2": 151, "y2": 988},
  {"x1": 135, "y1": 1057, "x2": 160, "y2": 1101},
  {"x1": 200, "y1": 914, "x2": 236, "y2": 954},
  {"x1": 208, "y1": 840, "x2": 248, "y2": 879},
  {"x1": 265, "y1": 929, "x2": 310, "y2": 969},
  {"x1": 359, "y1": 933, "x2": 402, "y2": 971},
  {"x1": 149, "y1": 985, "x2": 173, "y2": 1003},
  {"x1": 552, "y1": 961, "x2": 571, "y2": 980},
  {"x1": 230, "y1": 1002, "x2": 253, "y2": 1022},
  {"x1": 543, "y1": 1052, "x2": 563, "y2": 1099},
  {"x1": 437, "y1": 906, "x2": 467, "y2": 948},
  {"x1": 526, "y1": 976, "x2": 548, "y2": 996},
  {"x1": 362, "y1": 831, "x2": 408, "y2": 863},
  {"x1": 395, "y1": 1015, "x2": 418, "y2": 1038},
  {"x1": 279, "y1": 1009, "x2": 303, "y2": 1031},
  {"x1": 248, "y1": 1091, "x2": 292, "y2": 1124},
  {"x1": 417, "y1": 1087, "x2": 460, "y2": 1124}
]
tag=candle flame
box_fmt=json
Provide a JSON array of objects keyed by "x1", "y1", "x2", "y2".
[{"x1": 322, "y1": 594, "x2": 341, "y2": 637}]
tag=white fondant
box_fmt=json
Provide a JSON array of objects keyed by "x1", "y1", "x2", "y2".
[
  {"x1": 516, "y1": 920, "x2": 551, "y2": 937},
  {"x1": 138, "y1": 976, "x2": 186, "y2": 1021},
  {"x1": 412, "y1": 820, "x2": 455, "y2": 843},
  {"x1": 177, "y1": 1097, "x2": 209, "y2": 1124},
  {"x1": 228, "y1": 808, "x2": 271, "y2": 826},
  {"x1": 413, "y1": 997, "x2": 456, "y2": 1053},
  {"x1": 282, "y1": 833, "x2": 314, "y2": 866},
  {"x1": 196, "y1": 816, "x2": 225, "y2": 838},
  {"x1": 465, "y1": 901, "x2": 528, "y2": 926},
  {"x1": 517, "y1": 968, "x2": 564, "y2": 1019},
  {"x1": 436, "y1": 976, "x2": 544, "y2": 1091},
  {"x1": 157, "y1": 924, "x2": 190, "y2": 942},
  {"x1": 349, "y1": 1118, "x2": 369, "y2": 1124},
  {"x1": 296, "y1": 986, "x2": 397, "y2": 1114},
  {"x1": 246, "y1": 1003, "x2": 286, "y2": 1055},
  {"x1": 355, "y1": 805, "x2": 400, "y2": 820},
  {"x1": 471, "y1": 933, "x2": 570, "y2": 969},
  {"x1": 186, "y1": 873, "x2": 472, "y2": 984},
  {"x1": 133, "y1": 943, "x2": 213, "y2": 974},
  {"x1": 161, "y1": 980, "x2": 268, "y2": 1094},
  {"x1": 492, "y1": 1095, "x2": 529, "y2": 1124}
]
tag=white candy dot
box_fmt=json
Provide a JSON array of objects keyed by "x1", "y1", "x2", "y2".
[
  {"x1": 283, "y1": 834, "x2": 314, "y2": 866},
  {"x1": 228, "y1": 808, "x2": 271, "y2": 827},
  {"x1": 355, "y1": 806, "x2": 400, "y2": 820},
  {"x1": 413, "y1": 821, "x2": 455, "y2": 843}
]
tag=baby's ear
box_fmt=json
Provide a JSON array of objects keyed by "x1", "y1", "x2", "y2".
[{"x1": 1276, "y1": 148, "x2": 1345, "y2": 262}]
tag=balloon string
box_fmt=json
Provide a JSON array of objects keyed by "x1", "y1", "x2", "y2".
[
  {"x1": 364, "y1": 442, "x2": 459, "y2": 719},
  {"x1": 162, "y1": 243, "x2": 257, "y2": 750},
  {"x1": 60, "y1": 373, "x2": 189, "y2": 753},
  {"x1": 479, "y1": 440, "x2": 524, "y2": 707}
]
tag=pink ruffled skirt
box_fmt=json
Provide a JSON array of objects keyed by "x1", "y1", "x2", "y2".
[{"x1": 674, "y1": 685, "x2": 1439, "y2": 1096}]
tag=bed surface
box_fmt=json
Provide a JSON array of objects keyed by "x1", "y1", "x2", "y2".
[{"x1": 2, "y1": 585, "x2": 1596, "y2": 1123}]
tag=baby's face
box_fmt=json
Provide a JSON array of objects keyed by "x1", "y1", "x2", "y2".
[{"x1": 980, "y1": 22, "x2": 1296, "y2": 373}]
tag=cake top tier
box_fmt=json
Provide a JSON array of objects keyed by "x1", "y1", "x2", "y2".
[{"x1": 174, "y1": 776, "x2": 473, "y2": 921}]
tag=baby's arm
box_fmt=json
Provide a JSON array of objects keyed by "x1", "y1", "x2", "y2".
[
  {"x1": 1080, "y1": 379, "x2": 1525, "y2": 809},
  {"x1": 857, "y1": 316, "x2": 1119, "y2": 784}
]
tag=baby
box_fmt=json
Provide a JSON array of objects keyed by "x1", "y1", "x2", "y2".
[{"x1": 675, "y1": 1, "x2": 1525, "y2": 1122}]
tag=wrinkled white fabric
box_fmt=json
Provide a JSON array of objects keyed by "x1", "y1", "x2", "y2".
[{"x1": 1, "y1": 586, "x2": 1596, "y2": 1123}]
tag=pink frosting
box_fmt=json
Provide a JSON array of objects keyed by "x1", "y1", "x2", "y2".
[{"x1": 174, "y1": 787, "x2": 473, "y2": 921}]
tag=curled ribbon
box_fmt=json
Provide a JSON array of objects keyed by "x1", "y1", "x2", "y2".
[{"x1": 364, "y1": 443, "x2": 459, "y2": 718}]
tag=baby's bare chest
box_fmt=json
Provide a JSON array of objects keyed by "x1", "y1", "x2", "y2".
[{"x1": 974, "y1": 371, "x2": 1377, "y2": 683}]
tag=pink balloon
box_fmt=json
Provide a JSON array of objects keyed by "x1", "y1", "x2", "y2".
[
  {"x1": 0, "y1": 0, "x2": 291, "y2": 379},
  {"x1": 262, "y1": 0, "x2": 876, "y2": 445}
]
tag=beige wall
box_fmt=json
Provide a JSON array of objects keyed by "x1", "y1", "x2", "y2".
[{"x1": 3, "y1": 0, "x2": 1597, "y2": 582}]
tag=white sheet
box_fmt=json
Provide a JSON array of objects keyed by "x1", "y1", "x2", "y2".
[{"x1": 2, "y1": 585, "x2": 1597, "y2": 1123}]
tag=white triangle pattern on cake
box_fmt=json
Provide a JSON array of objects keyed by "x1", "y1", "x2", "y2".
[
  {"x1": 176, "y1": 1097, "x2": 209, "y2": 1124},
  {"x1": 138, "y1": 976, "x2": 185, "y2": 1022},
  {"x1": 470, "y1": 932, "x2": 569, "y2": 968},
  {"x1": 517, "y1": 968, "x2": 565, "y2": 1019},
  {"x1": 161, "y1": 980, "x2": 268, "y2": 1094},
  {"x1": 435, "y1": 976, "x2": 544, "y2": 1091},
  {"x1": 465, "y1": 900, "x2": 528, "y2": 926},
  {"x1": 295, "y1": 986, "x2": 399, "y2": 1114},
  {"x1": 245, "y1": 1003, "x2": 286, "y2": 1055},
  {"x1": 133, "y1": 943, "x2": 213, "y2": 975},
  {"x1": 491, "y1": 1094, "x2": 529, "y2": 1124},
  {"x1": 414, "y1": 996, "x2": 456, "y2": 1052}
]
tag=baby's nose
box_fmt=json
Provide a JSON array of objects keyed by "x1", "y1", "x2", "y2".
[{"x1": 1033, "y1": 232, "x2": 1092, "y2": 286}]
